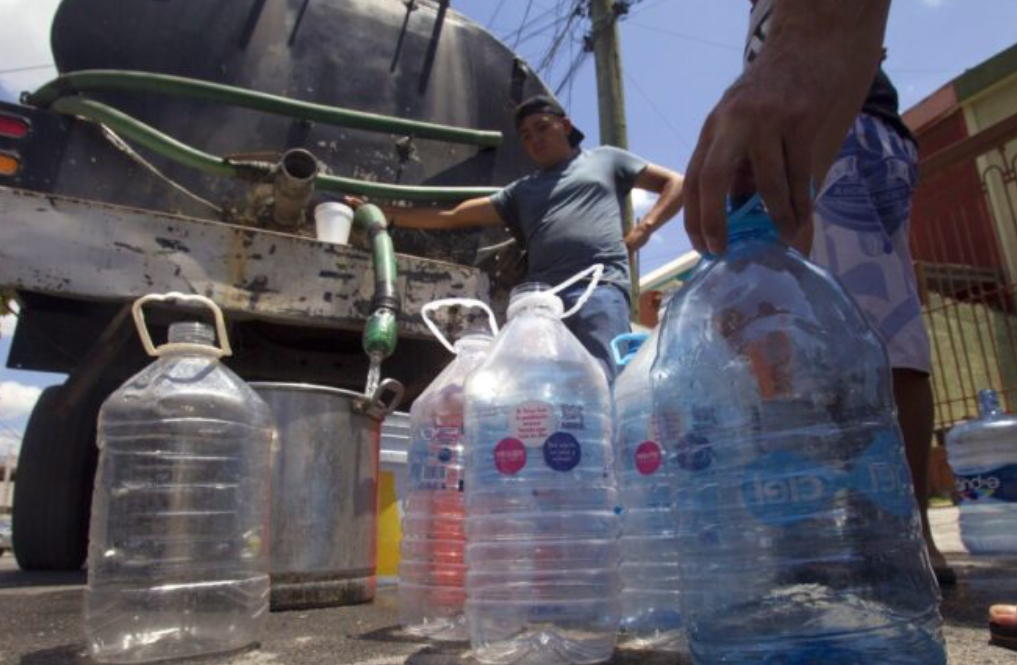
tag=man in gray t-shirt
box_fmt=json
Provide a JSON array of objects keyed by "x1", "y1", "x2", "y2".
[
  {"x1": 489, "y1": 144, "x2": 648, "y2": 295},
  {"x1": 347, "y1": 96, "x2": 684, "y2": 382}
]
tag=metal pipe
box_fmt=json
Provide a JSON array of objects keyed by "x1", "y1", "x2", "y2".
[
  {"x1": 273, "y1": 149, "x2": 318, "y2": 230},
  {"x1": 50, "y1": 96, "x2": 498, "y2": 201},
  {"x1": 354, "y1": 204, "x2": 400, "y2": 362},
  {"x1": 29, "y1": 69, "x2": 503, "y2": 148}
]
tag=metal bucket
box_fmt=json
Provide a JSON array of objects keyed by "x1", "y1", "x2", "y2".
[{"x1": 251, "y1": 380, "x2": 403, "y2": 611}]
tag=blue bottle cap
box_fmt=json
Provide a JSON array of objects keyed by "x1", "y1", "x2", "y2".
[
  {"x1": 611, "y1": 332, "x2": 649, "y2": 367},
  {"x1": 977, "y1": 389, "x2": 1002, "y2": 417},
  {"x1": 727, "y1": 193, "x2": 777, "y2": 238}
]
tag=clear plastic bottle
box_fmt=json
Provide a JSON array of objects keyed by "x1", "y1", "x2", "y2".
[
  {"x1": 651, "y1": 197, "x2": 947, "y2": 665},
  {"x1": 400, "y1": 298, "x2": 497, "y2": 640},
  {"x1": 464, "y1": 269, "x2": 620, "y2": 665},
  {"x1": 610, "y1": 260, "x2": 711, "y2": 654},
  {"x1": 612, "y1": 326, "x2": 685, "y2": 653},
  {"x1": 86, "y1": 295, "x2": 275, "y2": 664},
  {"x1": 945, "y1": 389, "x2": 1017, "y2": 554}
]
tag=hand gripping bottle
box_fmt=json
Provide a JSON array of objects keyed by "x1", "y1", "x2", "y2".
[
  {"x1": 400, "y1": 299, "x2": 498, "y2": 639},
  {"x1": 86, "y1": 294, "x2": 275, "y2": 664},
  {"x1": 651, "y1": 196, "x2": 947, "y2": 665},
  {"x1": 464, "y1": 265, "x2": 620, "y2": 665},
  {"x1": 945, "y1": 389, "x2": 1017, "y2": 553}
]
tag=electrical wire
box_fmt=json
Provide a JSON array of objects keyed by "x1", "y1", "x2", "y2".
[
  {"x1": 627, "y1": 21, "x2": 742, "y2": 51},
  {"x1": 512, "y1": 0, "x2": 537, "y2": 49},
  {"x1": 623, "y1": 71, "x2": 693, "y2": 153},
  {"x1": 0, "y1": 64, "x2": 56, "y2": 76}
]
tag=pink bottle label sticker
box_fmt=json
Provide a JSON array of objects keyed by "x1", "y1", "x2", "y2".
[
  {"x1": 494, "y1": 437, "x2": 527, "y2": 475},
  {"x1": 513, "y1": 400, "x2": 557, "y2": 448},
  {"x1": 635, "y1": 440, "x2": 663, "y2": 476}
]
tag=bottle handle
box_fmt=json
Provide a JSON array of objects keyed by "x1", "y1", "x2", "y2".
[
  {"x1": 611, "y1": 332, "x2": 649, "y2": 367},
  {"x1": 131, "y1": 292, "x2": 232, "y2": 358},
  {"x1": 553, "y1": 263, "x2": 605, "y2": 319},
  {"x1": 420, "y1": 298, "x2": 499, "y2": 354}
]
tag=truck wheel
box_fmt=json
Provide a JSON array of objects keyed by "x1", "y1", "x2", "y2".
[{"x1": 13, "y1": 384, "x2": 105, "y2": 571}]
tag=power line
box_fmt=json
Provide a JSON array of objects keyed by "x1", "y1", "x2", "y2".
[
  {"x1": 501, "y1": 2, "x2": 560, "y2": 44},
  {"x1": 488, "y1": 0, "x2": 509, "y2": 28},
  {"x1": 536, "y1": 0, "x2": 585, "y2": 74},
  {"x1": 512, "y1": 0, "x2": 538, "y2": 49},
  {"x1": 627, "y1": 21, "x2": 742, "y2": 52},
  {"x1": 555, "y1": 49, "x2": 590, "y2": 97},
  {"x1": 624, "y1": 71, "x2": 693, "y2": 153},
  {"x1": 0, "y1": 63, "x2": 56, "y2": 76},
  {"x1": 0, "y1": 422, "x2": 23, "y2": 441}
]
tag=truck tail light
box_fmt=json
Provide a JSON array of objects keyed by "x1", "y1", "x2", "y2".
[
  {"x1": 0, "y1": 151, "x2": 19, "y2": 176},
  {"x1": 0, "y1": 113, "x2": 30, "y2": 139}
]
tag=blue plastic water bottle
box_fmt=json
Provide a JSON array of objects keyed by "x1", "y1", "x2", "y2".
[
  {"x1": 610, "y1": 258, "x2": 713, "y2": 653},
  {"x1": 612, "y1": 327, "x2": 685, "y2": 653},
  {"x1": 650, "y1": 196, "x2": 947, "y2": 664},
  {"x1": 945, "y1": 389, "x2": 1017, "y2": 554}
]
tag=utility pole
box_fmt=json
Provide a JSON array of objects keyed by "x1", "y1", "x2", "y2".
[{"x1": 588, "y1": 0, "x2": 639, "y2": 319}]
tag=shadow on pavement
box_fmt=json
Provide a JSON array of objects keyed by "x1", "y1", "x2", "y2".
[{"x1": 0, "y1": 567, "x2": 85, "y2": 590}]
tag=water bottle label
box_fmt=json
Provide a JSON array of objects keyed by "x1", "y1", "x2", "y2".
[
  {"x1": 513, "y1": 400, "x2": 557, "y2": 447},
  {"x1": 494, "y1": 437, "x2": 527, "y2": 475},
  {"x1": 955, "y1": 464, "x2": 1017, "y2": 503},
  {"x1": 676, "y1": 432, "x2": 715, "y2": 471},
  {"x1": 543, "y1": 431, "x2": 582, "y2": 472},
  {"x1": 411, "y1": 419, "x2": 463, "y2": 491},
  {"x1": 741, "y1": 429, "x2": 915, "y2": 526},
  {"x1": 635, "y1": 440, "x2": 663, "y2": 475}
]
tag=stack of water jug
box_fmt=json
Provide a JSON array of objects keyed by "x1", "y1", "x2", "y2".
[
  {"x1": 84, "y1": 194, "x2": 953, "y2": 665},
  {"x1": 399, "y1": 195, "x2": 949, "y2": 665}
]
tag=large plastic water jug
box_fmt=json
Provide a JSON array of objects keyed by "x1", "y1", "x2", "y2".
[
  {"x1": 945, "y1": 389, "x2": 1017, "y2": 553},
  {"x1": 464, "y1": 265, "x2": 620, "y2": 665},
  {"x1": 611, "y1": 327, "x2": 684, "y2": 653},
  {"x1": 400, "y1": 299, "x2": 497, "y2": 640},
  {"x1": 651, "y1": 196, "x2": 946, "y2": 664},
  {"x1": 86, "y1": 294, "x2": 275, "y2": 664}
]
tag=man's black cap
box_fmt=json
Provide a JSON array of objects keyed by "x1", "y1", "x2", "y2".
[{"x1": 514, "y1": 95, "x2": 585, "y2": 147}]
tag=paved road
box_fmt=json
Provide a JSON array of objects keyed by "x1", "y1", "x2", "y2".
[{"x1": 0, "y1": 507, "x2": 1014, "y2": 664}]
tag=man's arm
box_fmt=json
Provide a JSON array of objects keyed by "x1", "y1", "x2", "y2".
[
  {"x1": 343, "y1": 196, "x2": 504, "y2": 230},
  {"x1": 684, "y1": 0, "x2": 891, "y2": 255},
  {"x1": 625, "y1": 164, "x2": 685, "y2": 251}
]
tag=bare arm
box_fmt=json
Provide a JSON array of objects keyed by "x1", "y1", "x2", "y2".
[
  {"x1": 684, "y1": 0, "x2": 891, "y2": 255},
  {"x1": 625, "y1": 164, "x2": 685, "y2": 251},
  {"x1": 343, "y1": 196, "x2": 504, "y2": 230}
]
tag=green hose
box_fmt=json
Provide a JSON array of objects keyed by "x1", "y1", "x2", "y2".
[
  {"x1": 30, "y1": 70, "x2": 503, "y2": 148},
  {"x1": 52, "y1": 96, "x2": 499, "y2": 201},
  {"x1": 354, "y1": 204, "x2": 400, "y2": 361}
]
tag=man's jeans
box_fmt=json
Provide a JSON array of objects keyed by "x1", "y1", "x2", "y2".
[{"x1": 558, "y1": 283, "x2": 632, "y2": 384}]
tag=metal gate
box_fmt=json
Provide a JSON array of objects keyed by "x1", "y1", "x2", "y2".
[{"x1": 912, "y1": 114, "x2": 1017, "y2": 430}]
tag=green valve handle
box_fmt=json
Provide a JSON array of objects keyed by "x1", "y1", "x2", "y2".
[{"x1": 363, "y1": 308, "x2": 398, "y2": 360}]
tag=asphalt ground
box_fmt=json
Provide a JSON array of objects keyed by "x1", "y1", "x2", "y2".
[{"x1": 0, "y1": 507, "x2": 1014, "y2": 665}]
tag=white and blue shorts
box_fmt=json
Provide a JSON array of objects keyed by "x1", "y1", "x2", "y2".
[{"x1": 812, "y1": 114, "x2": 932, "y2": 374}]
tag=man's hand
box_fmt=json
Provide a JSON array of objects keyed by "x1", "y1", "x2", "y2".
[
  {"x1": 684, "y1": 0, "x2": 890, "y2": 255},
  {"x1": 685, "y1": 50, "x2": 823, "y2": 255},
  {"x1": 625, "y1": 223, "x2": 652, "y2": 252},
  {"x1": 342, "y1": 195, "x2": 366, "y2": 210}
]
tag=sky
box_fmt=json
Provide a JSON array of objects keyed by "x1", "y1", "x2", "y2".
[{"x1": 2, "y1": 0, "x2": 1016, "y2": 455}]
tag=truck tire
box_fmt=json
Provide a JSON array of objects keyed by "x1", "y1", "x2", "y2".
[{"x1": 13, "y1": 384, "x2": 105, "y2": 571}]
